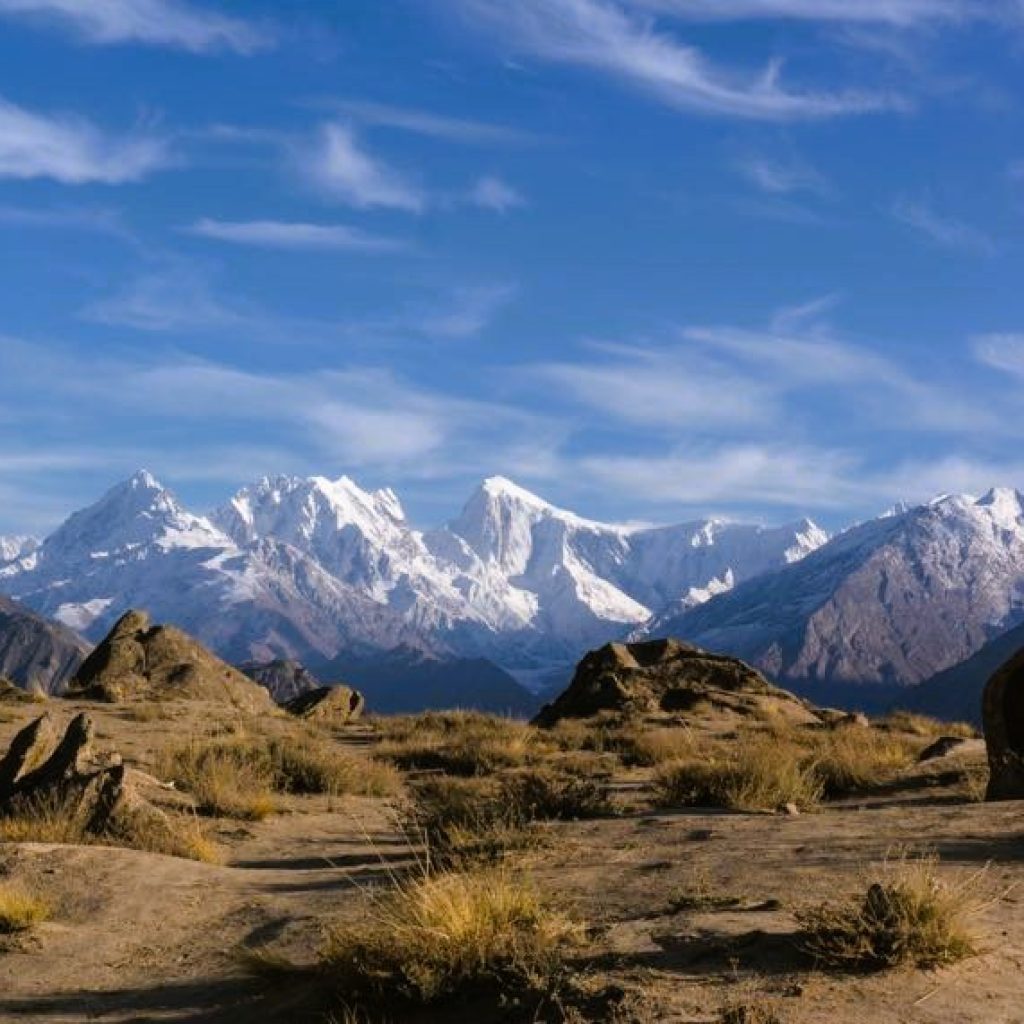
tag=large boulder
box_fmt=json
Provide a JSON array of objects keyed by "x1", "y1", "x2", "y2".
[
  {"x1": 239, "y1": 658, "x2": 322, "y2": 703},
  {"x1": 282, "y1": 685, "x2": 365, "y2": 724},
  {"x1": 67, "y1": 609, "x2": 273, "y2": 714},
  {"x1": 533, "y1": 637, "x2": 822, "y2": 728},
  {"x1": 982, "y1": 647, "x2": 1024, "y2": 800}
]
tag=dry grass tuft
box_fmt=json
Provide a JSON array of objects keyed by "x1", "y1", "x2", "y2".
[
  {"x1": 654, "y1": 737, "x2": 822, "y2": 812},
  {"x1": 375, "y1": 711, "x2": 545, "y2": 776},
  {"x1": 719, "y1": 1000, "x2": 784, "y2": 1024},
  {"x1": 806, "y1": 727, "x2": 918, "y2": 797},
  {"x1": 161, "y1": 728, "x2": 401, "y2": 819},
  {"x1": 409, "y1": 768, "x2": 613, "y2": 868},
  {"x1": 161, "y1": 740, "x2": 278, "y2": 820},
  {"x1": 877, "y1": 712, "x2": 977, "y2": 739},
  {"x1": 0, "y1": 790, "x2": 221, "y2": 863},
  {"x1": 797, "y1": 852, "x2": 981, "y2": 970},
  {"x1": 319, "y1": 867, "x2": 585, "y2": 1006},
  {"x1": 0, "y1": 881, "x2": 49, "y2": 934}
]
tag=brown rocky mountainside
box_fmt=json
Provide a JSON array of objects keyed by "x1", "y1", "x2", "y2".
[
  {"x1": 67, "y1": 609, "x2": 273, "y2": 713},
  {"x1": 534, "y1": 636, "x2": 823, "y2": 727},
  {"x1": 0, "y1": 595, "x2": 89, "y2": 694},
  {"x1": 238, "y1": 658, "x2": 322, "y2": 703}
]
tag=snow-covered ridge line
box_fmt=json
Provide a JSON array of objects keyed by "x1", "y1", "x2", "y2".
[{"x1": 0, "y1": 469, "x2": 831, "y2": 678}]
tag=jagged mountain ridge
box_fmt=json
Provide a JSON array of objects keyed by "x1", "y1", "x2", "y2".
[
  {"x1": 653, "y1": 488, "x2": 1024, "y2": 701},
  {"x1": 0, "y1": 535, "x2": 38, "y2": 563},
  {"x1": 212, "y1": 472, "x2": 827, "y2": 669},
  {"x1": 0, "y1": 470, "x2": 827, "y2": 682}
]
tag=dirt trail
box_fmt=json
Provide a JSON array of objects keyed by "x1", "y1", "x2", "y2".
[{"x1": 0, "y1": 798, "x2": 411, "y2": 1023}]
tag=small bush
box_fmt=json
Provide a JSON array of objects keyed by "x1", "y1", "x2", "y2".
[
  {"x1": 797, "y1": 853, "x2": 980, "y2": 970},
  {"x1": 654, "y1": 739, "x2": 822, "y2": 812},
  {"x1": 0, "y1": 882, "x2": 49, "y2": 934},
  {"x1": 409, "y1": 768, "x2": 612, "y2": 869},
  {"x1": 409, "y1": 777, "x2": 541, "y2": 869},
  {"x1": 501, "y1": 769, "x2": 614, "y2": 821},
  {"x1": 319, "y1": 868, "x2": 584, "y2": 1006}
]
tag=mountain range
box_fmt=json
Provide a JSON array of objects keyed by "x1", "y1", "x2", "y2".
[
  {"x1": 653, "y1": 488, "x2": 1024, "y2": 712},
  {"x1": 0, "y1": 471, "x2": 824, "y2": 697},
  {"x1": 2, "y1": 472, "x2": 1024, "y2": 718}
]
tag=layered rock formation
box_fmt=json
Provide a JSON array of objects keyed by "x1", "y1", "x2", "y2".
[
  {"x1": 67, "y1": 609, "x2": 273, "y2": 713},
  {"x1": 283, "y1": 685, "x2": 365, "y2": 724},
  {"x1": 533, "y1": 637, "x2": 821, "y2": 728}
]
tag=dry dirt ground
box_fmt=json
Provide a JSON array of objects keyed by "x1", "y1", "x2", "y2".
[{"x1": 0, "y1": 699, "x2": 1022, "y2": 1023}]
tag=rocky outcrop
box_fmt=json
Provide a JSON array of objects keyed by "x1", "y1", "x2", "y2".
[
  {"x1": 283, "y1": 685, "x2": 365, "y2": 724},
  {"x1": 0, "y1": 596, "x2": 88, "y2": 694},
  {"x1": 982, "y1": 648, "x2": 1024, "y2": 800},
  {"x1": 533, "y1": 637, "x2": 821, "y2": 728},
  {"x1": 0, "y1": 712, "x2": 176, "y2": 844},
  {"x1": 239, "y1": 658, "x2": 322, "y2": 703},
  {"x1": 67, "y1": 609, "x2": 273, "y2": 713}
]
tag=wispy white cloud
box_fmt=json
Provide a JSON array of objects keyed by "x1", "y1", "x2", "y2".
[
  {"x1": 734, "y1": 154, "x2": 828, "y2": 195},
  {"x1": 0, "y1": 94, "x2": 170, "y2": 184},
  {"x1": 0, "y1": 338, "x2": 564, "y2": 497},
  {"x1": 467, "y1": 175, "x2": 526, "y2": 212},
  {"x1": 321, "y1": 99, "x2": 535, "y2": 145},
  {"x1": 0, "y1": 0, "x2": 271, "y2": 53},
  {"x1": 892, "y1": 197, "x2": 996, "y2": 255},
  {"x1": 417, "y1": 284, "x2": 517, "y2": 339},
  {"x1": 306, "y1": 123, "x2": 426, "y2": 212},
  {"x1": 452, "y1": 0, "x2": 906, "y2": 120},
  {"x1": 972, "y1": 333, "x2": 1024, "y2": 376},
  {"x1": 628, "y1": 0, "x2": 976, "y2": 25},
  {"x1": 537, "y1": 312, "x2": 1000, "y2": 438},
  {"x1": 81, "y1": 265, "x2": 247, "y2": 332},
  {"x1": 185, "y1": 218, "x2": 407, "y2": 253},
  {"x1": 577, "y1": 444, "x2": 868, "y2": 509}
]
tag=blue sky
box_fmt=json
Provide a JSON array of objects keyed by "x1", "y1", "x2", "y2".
[{"x1": 1, "y1": 0, "x2": 1023, "y2": 535}]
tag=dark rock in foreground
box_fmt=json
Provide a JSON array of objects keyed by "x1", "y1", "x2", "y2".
[
  {"x1": 983, "y1": 647, "x2": 1024, "y2": 800},
  {"x1": 68, "y1": 609, "x2": 273, "y2": 714},
  {"x1": 533, "y1": 637, "x2": 822, "y2": 728},
  {"x1": 283, "y1": 685, "x2": 365, "y2": 723}
]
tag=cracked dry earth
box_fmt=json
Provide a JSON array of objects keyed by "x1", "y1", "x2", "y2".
[{"x1": 0, "y1": 701, "x2": 1023, "y2": 1023}]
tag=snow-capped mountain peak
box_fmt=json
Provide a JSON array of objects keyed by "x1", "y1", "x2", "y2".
[
  {"x1": 0, "y1": 469, "x2": 831, "y2": 682},
  {"x1": 0, "y1": 535, "x2": 39, "y2": 564},
  {"x1": 40, "y1": 470, "x2": 227, "y2": 563}
]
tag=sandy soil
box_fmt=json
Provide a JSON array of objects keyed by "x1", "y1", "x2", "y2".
[{"x1": 0, "y1": 700, "x2": 1022, "y2": 1023}]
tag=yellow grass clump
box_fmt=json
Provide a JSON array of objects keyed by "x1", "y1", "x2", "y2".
[
  {"x1": 0, "y1": 791, "x2": 221, "y2": 863},
  {"x1": 797, "y1": 852, "x2": 981, "y2": 970},
  {"x1": 319, "y1": 868, "x2": 585, "y2": 1006},
  {"x1": 654, "y1": 737, "x2": 823, "y2": 812},
  {"x1": 161, "y1": 728, "x2": 401, "y2": 819},
  {"x1": 374, "y1": 711, "x2": 545, "y2": 776},
  {"x1": 0, "y1": 882, "x2": 49, "y2": 934},
  {"x1": 806, "y1": 726, "x2": 918, "y2": 797}
]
